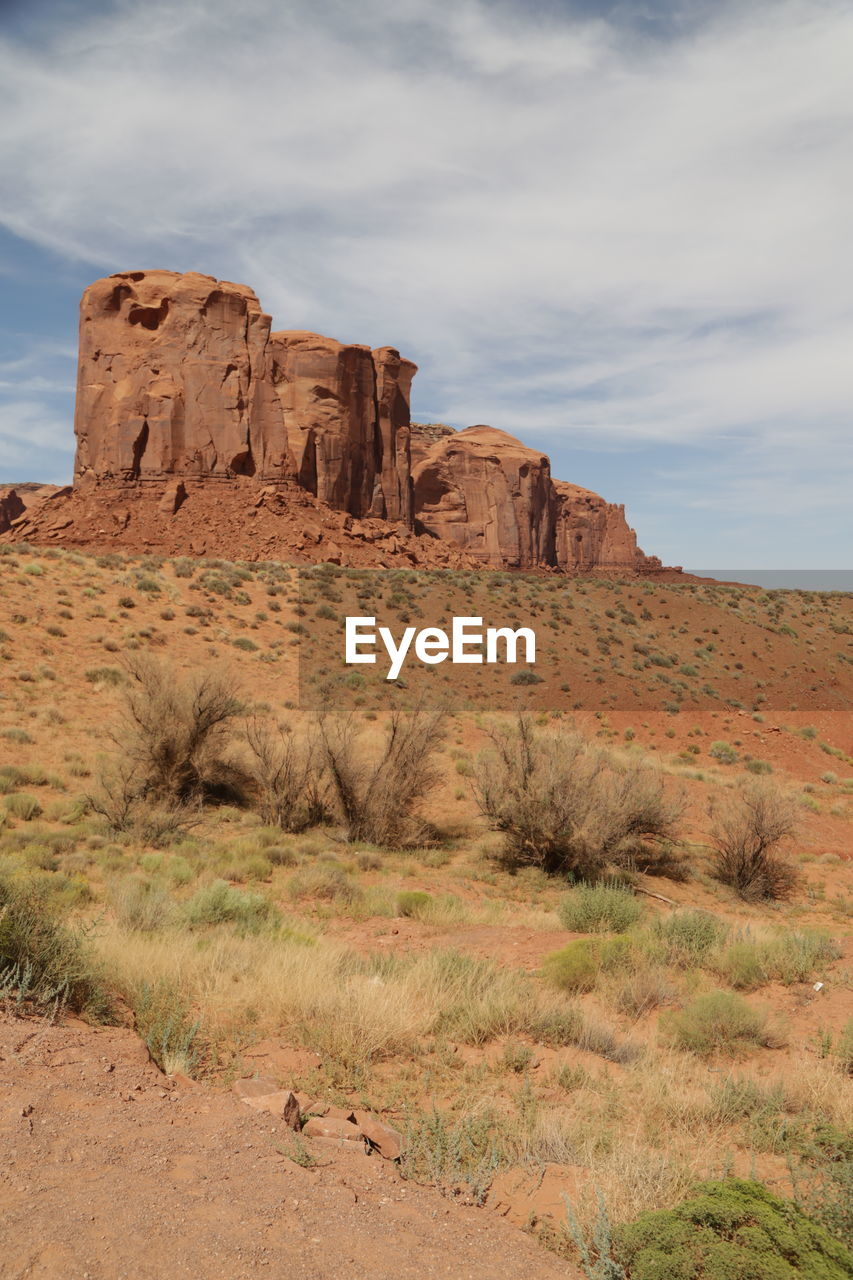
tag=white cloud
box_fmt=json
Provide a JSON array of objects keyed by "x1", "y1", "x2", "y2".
[{"x1": 0, "y1": 0, "x2": 851, "y2": 559}]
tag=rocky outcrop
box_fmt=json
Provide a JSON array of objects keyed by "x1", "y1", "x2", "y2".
[
  {"x1": 371, "y1": 347, "x2": 417, "y2": 525},
  {"x1": 267, "y1": 331, "x2": 376, "y2": 515},
  {"x1": 412, "y1": 425, "x2": 557, "y2": 569},
  {"x1": 0, "y1": 489, "x2": 25, "y2": 534},
  {"x1": 73, "y1": 270, "x2": 288, "y2": 485},
  {"x1": 410, "y1": 422, "x2": 456, "y2": 469},
  {"x1": 71, "y1": 272, "x2": 418, "y2": 527},
  {"x1": 554, "y1": 480, "x2": 659, "y2": 574},
  {"x1": 267, "y1": 333, "x2": 416, "y2": 522},
  {"x1": 5, "y1": 267, "x2": 683, "y2": 578}
]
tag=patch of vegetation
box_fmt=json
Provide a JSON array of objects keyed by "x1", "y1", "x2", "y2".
[
  {"x1": 475, "y1": 714, "x2": 682, "y2": 878},
  {"x1": 614, "y1": 1178, "x2": 853, "y2": 1279},
  {"x1": 183, "y1": 879, "x2": 277, "y2": 929},
  {"x1": 662, "y1": 990, "x2": 781, "y2": 1057},
  {"x1": 542, "y1": 935, "x2": 632, "y2": 992},
  {"x1": 711, "y1": 782, "x2": 799, "y2": 901},
  {"x1": 558, "y1": 882, "x2": 643, "y2": 934},
  {"x1": 0, "y1": 875, "x2": 109, "y2": 1017}
]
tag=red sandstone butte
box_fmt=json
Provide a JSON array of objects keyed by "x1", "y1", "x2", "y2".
[
  {"x1": 73, "y1": 270, "x2": 288, "y2": 484},
  {"x1": 3, "y1": 267, "x2": 685, "y2": 579},
  {"x1": 412, "y1": 424, "x2": 558, "y2": 569}
]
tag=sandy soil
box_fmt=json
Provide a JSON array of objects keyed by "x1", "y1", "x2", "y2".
[{"x1": 0, "y1": 1012, "x2": 577, "y2": 1280}]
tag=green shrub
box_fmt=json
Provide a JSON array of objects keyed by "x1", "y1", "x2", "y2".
[
  {"x1": 0, "y1": 876, "x2": 108, "y2": 1016},
  {"x1": 558, "y1": 881, "x2": 642, "y2": 933},
  {"x1": 84, "y1": 666, "x2": 124, "y2": 686},
  {"x1": 397, "y1": 890, "x2": 431, "y2": 918},
  {"x1": 614, "y1": 1178, "x2": 852, "y2": 1279},
  {"x1": 129, "y1": 978, "x2": 202, "y2": 1076},
  {"x1": 4, "y1": 793, "x2": 42, "y2": 821},
  {"x1": 109, "y1": 877, "x2": 173, "y2": 932},
  {"x1": 542, "y1": 935, "x2": 632, "y2": 993},
  {"x1": 715, "y1": 930, "x2": 841, "y2": 989},
  {"x1": 663, "y1": 990, "x2": 780, "y2": 1056},
  {"x1": 286, "y1": 863, "x2": 360, "y2": 905},
  {"x1": 509, "y1": 668, "x2": 543, "y2": 685},
  {"x1": 183, "y1": 879, "x2": 276, "y2": 929},
  {"x1": 651, "y1": 909, "x2": 729, "y2": 966},
  {"x1": 709, "y1": 740, "x2": 738, "y2": 763}
]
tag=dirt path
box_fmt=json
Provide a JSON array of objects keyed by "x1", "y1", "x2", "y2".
[{"x1": 0, "y1": 1013, "x2": 575, "y2": 1280}]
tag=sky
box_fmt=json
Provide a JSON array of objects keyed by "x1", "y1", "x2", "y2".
[{"x1": 0, "y1": 0, "x2": 851, "y2": 568}]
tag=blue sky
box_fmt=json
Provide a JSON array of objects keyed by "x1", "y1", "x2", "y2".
[{"x1": 1, "y1": 0, "x2": 851, "y2": 568}]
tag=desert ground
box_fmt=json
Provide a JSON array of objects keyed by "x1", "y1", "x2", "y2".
[{"x1": 1, "y1": 543, "x2": 851, "y2": 1278}]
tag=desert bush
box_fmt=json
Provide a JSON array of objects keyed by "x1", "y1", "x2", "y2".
[
  {"x1": 542, "y1": 935, "x2": 632, "y2": 993},
  {"x1": 709, "y1": 740, "x2": 738, "y2": 763},
  {"x1": 559, "y1": 881, "x2": 643, "y2": 933},
  {"x1": 400, "y1": 1106, "x2": 507, "y2": 1205},
  {"x1": 0, "y1": 875, "x2": 108, "y2": 1016},
  {"x1": 127, "y1": 978, "x2": 202, "y2": 1075},
  {"x1": 710, "y1": 781, "x2": 799, "y2": 901},
  {"x1": 608, "y1": 965, "x2": 676, "y2": 1018},
  {"x1": 714, "y1": 929, "x2": 841, "y2": 989},
  {"x1": 286, "y1": 863, "x2": 361, "y2": 905},
  {"x1": 4, "y1": 793, "x2": 42, "y2": 821},
  {"x1": 112, "y1": 654, "x2": 247, "y2": 806},
  {"x1": 183, "y1": 879, "x2": 276, "y2": 929},
  {"x1": 397, "y1": 890, "x2": 432, "y2": 918},
  {"x1": 87, "y1": 758, "x2": 200, "y2": 843},
  {"x1": 244, "y1": 717, "x2": 329, "y2": 831},
  {"x1": 663, "y1": 990, "x2": 781, "y2": 1056},
  {"x1": 319, "y1": 706, "x2": 445, "y2": 846},
  {"x1": 650, "y1": 909, "x2": 729, "y2": 966},
  {"x1": 474, "y1": 714, "x2": 682, "y2": 877},
  {"x1": 109, "y1": 876, "x2": 173, "y2": 932},
  {"x1": 614, "y1": 1178, "x2": 852, "y2": 1280},
  {"x1": 706, "y1": 1075, "x2": 787, "y2": 1126}
]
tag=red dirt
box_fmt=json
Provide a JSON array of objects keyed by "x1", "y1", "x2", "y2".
[{"x1": 0, "y1": 1012, "x2": 576, "y2": 1280}]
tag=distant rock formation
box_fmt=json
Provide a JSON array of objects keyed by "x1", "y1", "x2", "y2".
[
  {"x1": 0, "y1": 488, "x2": 25, "y2": 534},
  {"x1": 5, "y1": 269, "x2": 684, "y2": 577},
  {"x1": 412, "y1": 425, "x2": 557, "y2": 569},
  {"x1": 267, "y1": 332, "x2": 415, "y2": 521},
  {"x1": 411, "y1": 425, "x2": 666, "y2": 574},
  {"x1": 72, "y1": 271, "x2": 415, "y2": 525},
  {"x1": 73, "y1": 271, "x2": 287, "y2": 484},
  {"x1": 554, "y1": 481, "x2": 664, "y2": 575}
]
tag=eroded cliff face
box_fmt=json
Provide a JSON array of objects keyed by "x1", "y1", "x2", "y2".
[
  {"x1": 0, "y1": 489, "x2": 25, "y2": 535},
  {"x1": 17, "y1": 268, "x2": 680, "y2": 577},
  {"x1": 554, "y1": 480, "x2": 656, "y2": 573},
  {"x1": 371, "y1": 347, "x2": 417, "y2": 525},
  {"x1": 71, "y1": 272, "x2": 418, "y2": 528},
  {"x1": 412, "y1": 425, "x2": 558, "y2": 569},
  {"x1": 73, "y1": 271, "x2": 288, "y2": 484},
  {"x1": 411, "y1": 426, "x2": 665, "y2": 574}
]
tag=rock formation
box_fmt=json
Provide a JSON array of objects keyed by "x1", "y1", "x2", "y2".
[
  {"x1": 410, "y1": 425, "x2": 670, "y2": 574},
  {"x1": 412, "y1": 425, "x2": 557, "y2": 569},
  {"x1": 4, "y1": 268, "x2": 684, "y2": 577},
  {"x1": 73, "y1": 270, "x2": 288, "y2": 484},
  {"x1": 0, "y1": 488, "x2": 25, "y2": 535},
  {"x1": 554, "y1": 481, "x2": 663, "y2": 574},
  {"x1": 266, "y1": 333, "x2": 416, "y2": 521},
  {"x1": 371, "y1": 347, "x2": 417, "y2": 525},
  {"x1": 71, "y1": 271, "x2": 418, "y2": 527}
]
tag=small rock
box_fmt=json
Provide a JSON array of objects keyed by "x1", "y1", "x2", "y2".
[
  {"x1": 301, "y1": 1116, "x2": 364, "y2": 1144},
  {"x1": 352, "y1": 1111, "x2": 405, "y2": 1160}
]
